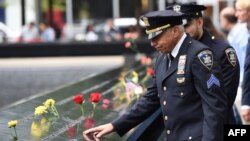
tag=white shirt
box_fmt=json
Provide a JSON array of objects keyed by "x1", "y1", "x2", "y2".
[
  {"x1": 228, "y1": 23, "x2": 249, "y2": 86},
  {"x1": 167, "y1": 33, "x2": 187, "y2": 67},
  {"x1": 171, "y1": 33, "x2": 187, "y2": 58}
]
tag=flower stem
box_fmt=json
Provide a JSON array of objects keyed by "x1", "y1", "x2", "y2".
[
  {"x1": 14, "y1": 127, "x2": 18, "y2": 139},
  {"x1": 52, "y1": 106, "x2": 59, "y2": 117},
  {"x1": 80, "y1": 105, "x2": 84, "y2": 116},
  {"x1": 92, "y1": 104, "x2": 96, "y2": 118}
]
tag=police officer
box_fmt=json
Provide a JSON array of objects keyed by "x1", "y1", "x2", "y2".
[
  {"x1": 83, "y1": 10, "x2": 227, "y2": 141},
  {"x1": 167, "y1": 3, "x2": 240, "y2": 124}
]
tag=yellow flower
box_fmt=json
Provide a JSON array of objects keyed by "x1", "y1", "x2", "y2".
[
  {"x1": 8, "y1": 120, "x2": 18, "y2": 128},
  {"x1": 131, "y1": 71, "x2": 139, "y2": 84},
  {"x1": 34, "y1": 106, "x2": 48, "y2": 116},
  {"x1": 44, "y1": 99, "x2": 55, "y2": 108}
]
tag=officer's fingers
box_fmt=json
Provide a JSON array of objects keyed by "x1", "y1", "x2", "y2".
[
  {"x1": 93, "y1": 133, "x2": 101, "y2": 141},
  {"x1": 96, "y1": 123, "x2": 114, "y2": 138},
  {"x1": 83, "y1": 127, "x2": 102, "y2": 135},
  {"x1": 83, "y1": 133, "x2": 95, "y2": 141}
]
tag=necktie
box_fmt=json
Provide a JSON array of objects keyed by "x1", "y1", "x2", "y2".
[{"x1": 167, "y1": 53, "x2": 174, "y2": 68}]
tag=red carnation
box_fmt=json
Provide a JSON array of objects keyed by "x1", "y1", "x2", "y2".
[
  {"x1": 73, "y1": 94, "x2": 84, "y2": 104},
  {"x1": 73, "y1": 94, "x2": 85, "y2": 116},
  {"x1": 90, "y1": 92, "x2": 102, "y2": 117},
  {"x1": 90, "y1": 92, "x2": 102, "y2": 103},
  {"x1": 147, "y1": 68, "x2": 155, "y2": 76}
]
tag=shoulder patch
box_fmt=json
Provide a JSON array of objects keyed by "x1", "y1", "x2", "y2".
[
  {"x1": 225, "y1": 48, "x2": 237, "y2": 67},
  {"x1": 197, "y1": 50, "x2": 213, "y2": 70}
]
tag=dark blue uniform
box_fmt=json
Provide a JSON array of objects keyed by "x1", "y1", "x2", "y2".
[
  {"x1": 200, "y1": 29, "x2": 240, "y2": 124},
  {"x1": 112, "y1": 35, "x2": 227, "y2": 141}
]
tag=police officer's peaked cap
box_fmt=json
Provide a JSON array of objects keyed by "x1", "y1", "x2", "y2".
[
  {"x1": 166, "y1": 3, "x2": 206, "y2": 19},
  {"x1": 140, "y1": 10, "x2": 184, "y2": 39}
]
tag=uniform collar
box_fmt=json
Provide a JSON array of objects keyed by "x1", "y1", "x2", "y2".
[
  {"x1": 171, "y1": 33, "x2": 187, "y2": 58},
  {"x1": 199, "y1": 29, "x2": 213, "y2": 46}
]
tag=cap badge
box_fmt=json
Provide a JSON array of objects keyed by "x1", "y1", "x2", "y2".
[
  {"x1": 143, "y1": 17, "x2": 150, "y2": 26},
  {"x1": 173, "y1": 5, "x2": 181, "y2": 13}
]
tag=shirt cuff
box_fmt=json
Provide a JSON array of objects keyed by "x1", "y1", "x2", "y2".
[{"x1": 241, "y1": 105, "x2": 250, "y2": 109}]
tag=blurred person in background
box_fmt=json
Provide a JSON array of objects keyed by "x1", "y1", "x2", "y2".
[
  {"x1": 85, "y1": 23, "x2": 99, "y2": 42},
  {"x1": 229, "y1": 1, "x2": 249, "y2": 88},
  {"x1": 39, "y1": 22, "x2": 56, "y2": 42},
  {"x1": 19, "y1": 22, "x2": 39, "y2": 43},
  {"x1": 203, "y1": 16, "x2": 226, "y2": 40},
  {"x1": 123, "y1": 25, "x2": 140, "y2": 40},
  {"x1": 220, "y1": 6, "x2": 239, "y2": 42},
  {"x1": 103, "y1": 19, "x2": 122, "y2": 42},
  {"x1": 235, "y1": 0, "x2": 250, "y2": 123},
  {"x1": 167, "y1": 3, "x2": 240, "y2": 124}
]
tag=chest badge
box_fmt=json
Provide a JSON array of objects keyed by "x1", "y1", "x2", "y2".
[
  {"x1": 177, "y1": 55, "x2": 186, "y2": 75},
  {"x1": 198, "y1": 50, "x2": 213, "y2": 70},
  {"x1": 225, "y1": 48, "x2": 237, "y2": 67}
]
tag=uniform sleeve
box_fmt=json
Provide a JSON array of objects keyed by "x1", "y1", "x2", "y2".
[
  {"x1": 222, "y1": 47, "x2": 240, "y2": 107},
  {"x1": 192, "y1": 49, "x2": 227, "y2": 141},
  {"x1": 111, "y1": 57, "x2": 161, "y2": 136}
]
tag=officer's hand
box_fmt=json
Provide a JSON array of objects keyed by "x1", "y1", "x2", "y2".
[
  {"x1": 241, "y1": 109, "x2": 250, "y2": 122},
  {"x1": 83, "y1": 123, "x2": 114, "y2": 140},
  {"x1": 83, "y1": 132, "x2": 100, "y2": 141}
]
